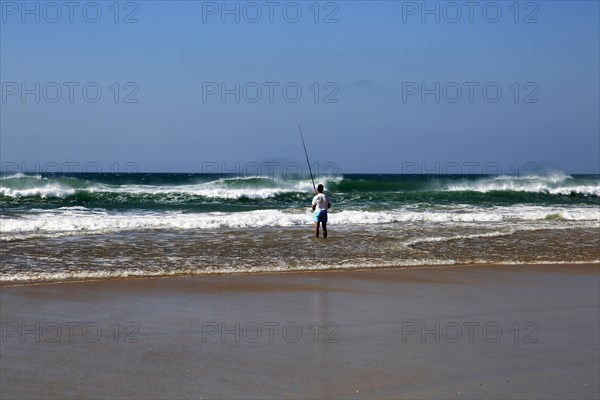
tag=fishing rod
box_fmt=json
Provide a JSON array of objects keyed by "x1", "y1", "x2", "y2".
[{"x1": 298, "y1": 125, "x2": 317, "y2": 194}]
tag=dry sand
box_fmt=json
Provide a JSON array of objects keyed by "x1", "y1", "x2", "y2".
[{"x1": 1, "y1": 264, "x2": 599, "y2": 399}]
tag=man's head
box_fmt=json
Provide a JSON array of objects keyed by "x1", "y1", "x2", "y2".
[{"x1": 317, "y1": 184, "x2": 324, "y2": 193}]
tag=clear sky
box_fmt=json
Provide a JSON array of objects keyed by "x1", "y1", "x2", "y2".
[{"x1": 1, "y1": 0, "x2": 599, "y2": 174}]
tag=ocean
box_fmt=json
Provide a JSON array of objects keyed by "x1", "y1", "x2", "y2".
[{"x1": 1, "y1": 172, "x2": 599, "y2": 285}]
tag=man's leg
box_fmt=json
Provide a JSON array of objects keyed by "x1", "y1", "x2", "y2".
[
  {"x1": 314, "y1": 222, "x2": 320, "y2": 238},
  {"x1": 322, "y1": 222, "x2": 327, "y2": 238}
]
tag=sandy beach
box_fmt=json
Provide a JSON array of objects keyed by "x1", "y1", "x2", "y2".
[{"x1": 1, "y1": 263, "x2": 598, "y2": 399}]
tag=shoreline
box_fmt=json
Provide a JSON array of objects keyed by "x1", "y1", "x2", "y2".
[
  {"x1": 2, "y1": 260, "x2": 599, "y2": 288},
  {"x1": 2, "y1": 263, "x2": 599, "y2": 399}
]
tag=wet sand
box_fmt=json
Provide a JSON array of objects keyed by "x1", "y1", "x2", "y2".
[{"x1": 1, "y1": 264, "x2": 599, "y2": 399}]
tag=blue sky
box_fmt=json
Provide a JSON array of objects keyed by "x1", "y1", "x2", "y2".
[{"x1": 1, "y1": 1, "x2": 599, "y2": 173}]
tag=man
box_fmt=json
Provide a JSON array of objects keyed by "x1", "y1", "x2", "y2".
[{"x1": 311, "y1": 184, "x2": 331, "y2": 238}]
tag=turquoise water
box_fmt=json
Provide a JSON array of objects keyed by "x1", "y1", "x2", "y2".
[
  {"x1": 1, "y1": 173, "x2": 599, "y2": 213},
  {"x1": 1, "y1": 173, "x2": 599, "y2": 284}
]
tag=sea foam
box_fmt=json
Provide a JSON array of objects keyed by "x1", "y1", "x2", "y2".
[{"x1": 2, "y1": 205, "x2": 598, "y2": 240}]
